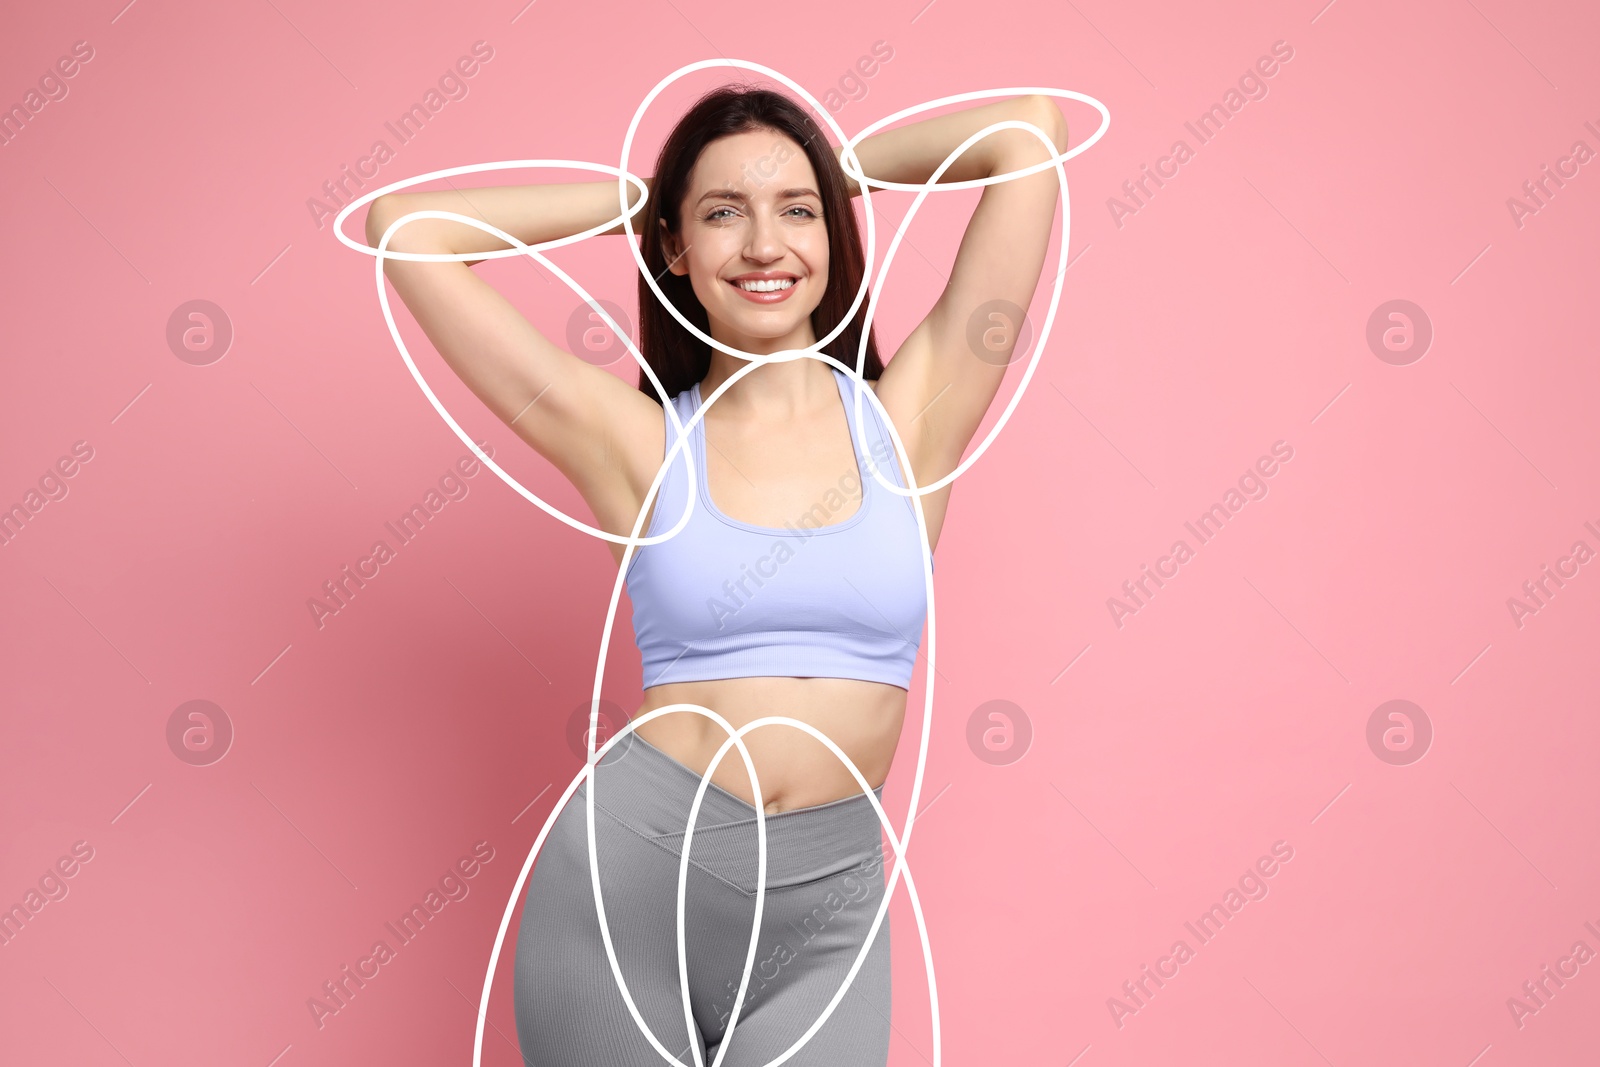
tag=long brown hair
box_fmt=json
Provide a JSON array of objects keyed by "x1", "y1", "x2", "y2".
[{"x1": 634, "y1": 84, "x2": 885, "y2": 405}]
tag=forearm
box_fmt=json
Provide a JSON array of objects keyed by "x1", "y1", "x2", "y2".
[
  {"x1": 833, "y1": 95, "x2": 1065, "y2": 196},
  {"x1": 365, "y1": 177, "x2": 650, "y2": 259}
]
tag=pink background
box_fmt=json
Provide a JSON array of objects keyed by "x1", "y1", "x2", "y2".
[{"x1": 3, "y1": 0, "x2": 1598, "y2": 1064}]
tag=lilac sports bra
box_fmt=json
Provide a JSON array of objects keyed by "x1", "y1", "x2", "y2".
[{"x1": 625, "y1": 366, "x2": 930, "y2": 690}]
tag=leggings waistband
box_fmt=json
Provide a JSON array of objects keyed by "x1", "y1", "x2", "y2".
[{"x1": 578, "y1": 731, "x2": 887, "y2": 894}]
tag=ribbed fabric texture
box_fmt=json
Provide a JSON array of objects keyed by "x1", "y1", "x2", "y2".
[
  {"x1": 514, "y1": 733, "x2": 892, "y2": 1066},
  {"x1": 626, "y1": 367, "x2": 929, "y2": 691}
]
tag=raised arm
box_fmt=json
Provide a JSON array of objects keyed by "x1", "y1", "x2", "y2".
[
  {"x1": 363, "y1": 178, "x2": 665, "y2": 554},
  {"x1": 841, "y1": 95, "x2": 1068, "y2": 489}
]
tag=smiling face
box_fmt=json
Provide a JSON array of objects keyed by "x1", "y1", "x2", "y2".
[{"x1": 659, "y1": 128, "x2": 830, "y2": 356}]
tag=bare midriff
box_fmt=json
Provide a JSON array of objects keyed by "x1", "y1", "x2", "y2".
[{"x1": 632, "y1": 676, "x2": 907, "y2": 814}]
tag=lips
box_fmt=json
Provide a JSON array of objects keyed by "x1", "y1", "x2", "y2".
[
  {"x1": 728, "y1": 272, "x2": 796, "y2": 285},
  {"x1": 726, "y1": 276, "x2": 800, "y2": 303}
]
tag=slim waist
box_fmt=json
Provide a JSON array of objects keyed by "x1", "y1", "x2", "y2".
[{"x1": 578, "y1": 730, "x2": 886, "y2": 894}]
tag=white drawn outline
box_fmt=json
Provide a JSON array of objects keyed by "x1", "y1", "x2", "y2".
[{"x1": 330, "y1": 57, "x2": 1109, "y2": 1066}]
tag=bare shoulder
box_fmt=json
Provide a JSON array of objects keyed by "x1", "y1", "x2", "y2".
[
  {"x1": 856, "y1": 369, "x2": 929, "y2": 489},
  {"x1": 863, "y1": 345, "x2": 940, "y2": 484}
]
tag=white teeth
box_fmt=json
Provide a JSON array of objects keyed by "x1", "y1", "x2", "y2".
[{"x1": 735, "y1": 278, "x2": 795, "y2": 292}]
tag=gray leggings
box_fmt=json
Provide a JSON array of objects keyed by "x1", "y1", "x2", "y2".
[{"x1": 513, "y1": 730, "x2": 892, "y2": 1067}]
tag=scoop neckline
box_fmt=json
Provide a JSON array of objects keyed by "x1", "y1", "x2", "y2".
[{"x1": 691, "y1": 367, "x2": 874, "y2": 537}]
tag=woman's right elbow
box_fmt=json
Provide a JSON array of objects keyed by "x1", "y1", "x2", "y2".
[
  {"x1": 367, "y1": 195, "x2": 413, "y2": 247},
  {"x1": 364, "y1": 196, "x2": 391, "y2": 247}
]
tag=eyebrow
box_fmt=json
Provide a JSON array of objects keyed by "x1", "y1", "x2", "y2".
[{"x1": 695, "y1": 186, "x2": 821, "y2": 206}]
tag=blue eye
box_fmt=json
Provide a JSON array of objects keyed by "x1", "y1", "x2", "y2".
[{"x1": 703, "y1": 205, "x2": 819, "y2": 222}]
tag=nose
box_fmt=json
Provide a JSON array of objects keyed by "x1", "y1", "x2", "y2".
[{"x1": 743, "y1": 209, "x2": 785, "y2": 263}]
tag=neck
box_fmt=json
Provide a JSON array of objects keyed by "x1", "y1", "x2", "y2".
[
  {"x1": 701, "y1": 353, "x2": 838, "y2": 420},
  {"x1": 700, "y1": 319, "x2": 837, "y2": 419}
]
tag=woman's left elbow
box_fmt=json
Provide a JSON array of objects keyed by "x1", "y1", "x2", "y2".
[{"x1": 1025, "y1": 95, "x2": 1069, "y2": 153}]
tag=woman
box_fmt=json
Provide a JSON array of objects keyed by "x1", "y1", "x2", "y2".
[{"x1": 365, "y1": 84, "x2": 1066, "y2": 1067}]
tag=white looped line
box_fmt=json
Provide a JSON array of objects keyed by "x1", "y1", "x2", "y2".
[{"x1": 329, "y1": 56, "x2": 1109, "y2": 1067}]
